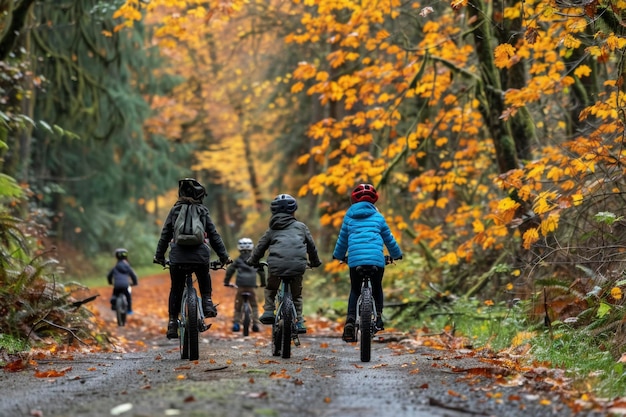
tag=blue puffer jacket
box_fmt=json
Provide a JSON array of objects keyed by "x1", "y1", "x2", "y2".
[{"x1": 332, "y1": 201, "x2": 402, "y2": 268}]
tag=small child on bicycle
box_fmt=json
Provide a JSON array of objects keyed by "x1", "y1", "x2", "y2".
[
  {"x1": 332, "y1": 183, "x2": 402, "y2": 342},
  {"x1": 107, "y1": 248, "x2": 138, "y2": 314},
  {"x1": 223, "y1": 237, "x2": 267, "y2": 333},
  {"x1": 153, "y1": 178, "x2": 232, "y2": 339},
  {"x1": 246, "y1": 194, "x2": 322, "y2": 334}
]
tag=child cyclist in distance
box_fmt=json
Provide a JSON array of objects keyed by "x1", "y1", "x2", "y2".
[
  {"x1": 153, "y1": 178, "x2": 232, "y2": 339},
  {"x1": 332, "y1": 183, "x2": 402, "y2": 342},
  {"x1": 223, "y1": 237, "x2": 267, "y2": 332},
  {"x1": 246, "y1": 194, "x2": 322, "y2": 334},
  {"x1": 108, "y1": 248, "x2": 138, "y2": 313}
]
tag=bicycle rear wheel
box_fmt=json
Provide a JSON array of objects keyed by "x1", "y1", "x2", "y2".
[
  {"x1": 181, "y1": 288, "x2": 200, "y2": 360},
  {"x1": 242, "y1": 301, "x2": 251, "y2": 337},
  {"x1": 281, "y1": 295, "x2": 294, "y2": 359},
  {"x1": 116, "y1": 294, "x2": 127, "y2": 327},
  {"x1": 360, "y1": 287, "x2": 373, "y2": 362}
]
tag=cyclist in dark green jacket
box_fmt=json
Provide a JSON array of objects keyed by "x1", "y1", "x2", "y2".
[{"x1": 247, "y1": 194, "x2": 322, "y2": 334}]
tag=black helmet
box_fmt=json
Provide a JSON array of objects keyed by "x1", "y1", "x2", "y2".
[
  {"x1": 115, "y1": 248, "x2": 128, "y2": 260},
  {"x1": 178, "y1": 178, "x2": 206, "y2": 201},
  {"x1": 270, "y1": 194, "x2": 298, "y2": 214}
]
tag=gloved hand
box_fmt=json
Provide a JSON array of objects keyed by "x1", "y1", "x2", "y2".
[
  {"x1": 246, "y1": 258, "x2": 257, "y2": 267},
  {"x1": 153, "y1": 256, "x2": 165, "y2": 266},
  {"x1": 220, "y1": 257, "x2": 233, "y2": 267},
  {"x1": 394, "y1": 256, "x2": 403, "y2": 261},
  {"x1": 309, "y1": 260, "x2": 322, "y2": 268}
]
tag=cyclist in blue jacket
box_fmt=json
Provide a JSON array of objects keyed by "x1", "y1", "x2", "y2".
[
  {"x1": 332, "y1": 183, "x2": 402, "y2": 342},
  {"x1": 107, "y1": 248, "x2": 138, "y2": 314}
]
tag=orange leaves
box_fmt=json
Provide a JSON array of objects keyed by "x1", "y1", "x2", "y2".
[
  {"x1": 34, "y1": 367, "x2": 72, "y2": 378},
  {"x1": 494, "y1": 44, "x2": 517, "y2": 69}
]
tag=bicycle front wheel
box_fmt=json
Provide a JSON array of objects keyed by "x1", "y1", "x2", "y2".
[
  {"x1": 281, "y1": 295, "x2": 294, "y2": 359},
  {"x1": 360, "y1": 287, "x2": 373, "y2": 362},
  {"x1": 116, "y1": 294, "x2": 127, "y2": 327},
  {"x1": 182, "y1": 288, "x2": 200, "y2": 361}
]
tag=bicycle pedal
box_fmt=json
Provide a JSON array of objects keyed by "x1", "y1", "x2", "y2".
[
  {"x1": 200, "y1": 323, "x2": 212, "y2": 332},
  {"x1": 294, "y1": 336, "x2": 301, "y2": 347}
]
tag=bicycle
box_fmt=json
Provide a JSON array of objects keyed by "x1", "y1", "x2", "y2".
[
  {"x1": 225, "y1": 283, "x2": 254, "y2": 336},
  {"x1": 271, "y1": 274, "x2": 302, "y2": 359},
  {"x1": 354, "y1": 256, "x2": 394, "y2": 362},
  {"x1": 114, "y1": 287, "x2": 130, "y2": 327},
  {"x1": 162, "y1": 259, "x2": 225, "y2": 361}
]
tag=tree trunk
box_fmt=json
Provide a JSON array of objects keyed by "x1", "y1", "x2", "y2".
[{"x1": 468, "y1": 0, "x2": 519, "y2": 173}]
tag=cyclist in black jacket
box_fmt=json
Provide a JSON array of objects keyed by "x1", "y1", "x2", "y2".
[
  {"x1": 153, "y1": 178, "x2": 231, "y2": 339},
  {"x1": 224, "y1": 237, "x2": 267, "y2": 332}
]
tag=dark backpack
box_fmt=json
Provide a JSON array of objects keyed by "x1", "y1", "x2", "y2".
[{"x1": 173, "y1": 203, "x2": 206, "y2": 246}]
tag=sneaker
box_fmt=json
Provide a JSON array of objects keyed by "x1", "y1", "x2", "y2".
[
  {"x1": 342, "y1": 322, "x2": 355, "y2": 342},
  {"x1": 166, "y1": 320, "x2": 178, "y2": 339},
  {"x1": 252, "y1": 324, "x2": 260, "y2": 332},
  {"x1": 259, "y1": 310, "x2": 275, "y2": 325},
  {"x1": 232, "y1": 323, "x2": 240, "y2": 332},
  {"x1": 202, "y1": 297, "x2": 217, "y2": 318},
  {"x1": 297, "y1": 320, "x2": 307, "y2": 334}
]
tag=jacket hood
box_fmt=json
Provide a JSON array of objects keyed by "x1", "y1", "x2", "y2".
[
  {"x1": 346, "y1": 201, "x2": 379, "y2": 219},
  {"x1": 115, "y1": 260, "x2": 133, "y2": 274},
  {"x1": 269, "y1": 212, "x2": 296, "y2": 230}
]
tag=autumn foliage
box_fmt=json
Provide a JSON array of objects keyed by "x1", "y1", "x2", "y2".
[{"x1": 110, "y1": 0, "x2": 626, "y2": 346}]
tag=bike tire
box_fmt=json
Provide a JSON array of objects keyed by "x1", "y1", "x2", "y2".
[
  {"x1": 186, "y1": 288, "x2": 200, "y2": 361},
  {"x1": 116, "y1": 294, "x2": 127, "y2": 327},
  {"x1": 180, "y1": 296, "x2": 189, "y2": 359},
  {"x1": 360, "y1": 287, "x2": 373, "y2": 362},
  {"x1": 272, "y1": 321, "x2": 282, "y2": 356},
  {"x1": 281, "y1": 295, "x2": 294, "y2": 359},
  {"x1": 242, "y1": 302, "x2": 251, "y2": 337}
]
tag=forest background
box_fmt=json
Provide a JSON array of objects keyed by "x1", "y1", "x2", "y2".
[{"x1": 3, "y1": 0, "x2": 626, "y2": 397}]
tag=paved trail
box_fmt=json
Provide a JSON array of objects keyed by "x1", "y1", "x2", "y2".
[{"x1": 0, "y1": 272, "x2": 599, "y2": 417}]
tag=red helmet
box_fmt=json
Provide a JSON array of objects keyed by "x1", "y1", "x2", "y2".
[{"x1": 351, "y1": 184, "x2": 378, "y2": 204}]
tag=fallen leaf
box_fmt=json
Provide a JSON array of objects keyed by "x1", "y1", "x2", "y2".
[
  {"x1": 34, "y1": 369, "x2": 66, "y2": 378},
  {"x1": 5, "y1": 360, "x2": 26, "y2": 372}
]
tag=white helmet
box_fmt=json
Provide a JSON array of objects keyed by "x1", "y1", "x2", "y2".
[{"x1": 237, "y1": 237, "x2": 254, "y2": 251}]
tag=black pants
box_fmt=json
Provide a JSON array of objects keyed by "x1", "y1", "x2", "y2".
[
  {"x1": 168, "y1": 264, "x2": 212, "y2": 319},
  {"x1": 347, "y1": 266, "x2": 384, "y2": 320}
]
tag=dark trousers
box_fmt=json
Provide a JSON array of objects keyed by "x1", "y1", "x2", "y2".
[
  {"x1": 168, "y1": 264, "x2": 212, "y2": 319},
  {"x1": 347, "y1": 266, "x2": 385, "y2": 320},
  {"x1": 111, "y1": 287, "x2": 133, "y2": 312},
  {"x1": 263, "y1": 275, "x2": 304, "y2": 321}
]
